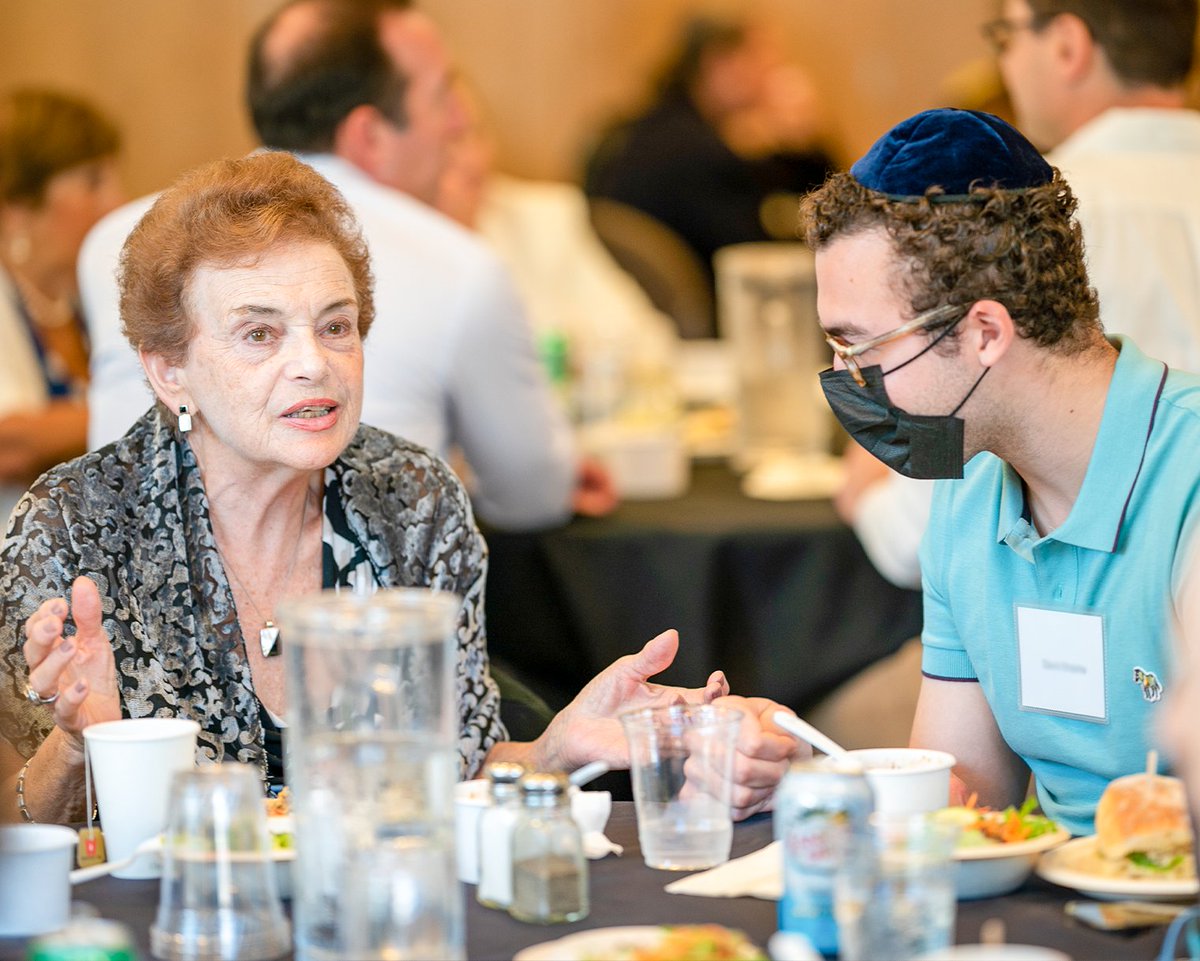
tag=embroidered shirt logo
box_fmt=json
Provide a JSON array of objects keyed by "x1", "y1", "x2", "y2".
[{"x1": 1133, "y1": 667, "x2": 1163, "y2": 702}]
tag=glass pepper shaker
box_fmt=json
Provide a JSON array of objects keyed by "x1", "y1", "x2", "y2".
[
  {"x1": 508, "y1": 772, "x2": 589, "y2": 925},
  {"x1": 477, "y1": 761, "x2": 525, "y2": 909}
]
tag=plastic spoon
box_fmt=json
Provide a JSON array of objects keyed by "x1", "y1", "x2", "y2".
[
  {"x1": 70, "y1": 834, "x2": 163, "y2": 885},
  {"x1": 569, "y1": 760, "x2": 610, "y2": 789},
  {"x1": 772, "y1": 711, "x2": 854, "y2": 762}
]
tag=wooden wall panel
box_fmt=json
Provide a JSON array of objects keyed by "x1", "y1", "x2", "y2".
[{"x1": 4, "y1": 1, "x2": 1191, "y2": 197}]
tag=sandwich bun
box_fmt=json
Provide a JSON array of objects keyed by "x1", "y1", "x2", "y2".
[{"x1": 1095, "y1": 772, "x2": 1193, "y2": 861}]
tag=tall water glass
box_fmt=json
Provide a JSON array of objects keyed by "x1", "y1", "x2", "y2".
[
  {"x1": 833, "y1": 813, "x2": 960, "y2": 960},
  {"x1": 278, "y1": 589, "x2": 463, "y2": 961}
]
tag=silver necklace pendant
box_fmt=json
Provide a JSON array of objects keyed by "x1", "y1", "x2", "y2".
[{"x1": 260, "y1": 621, "x2": 281, "y2": 658}]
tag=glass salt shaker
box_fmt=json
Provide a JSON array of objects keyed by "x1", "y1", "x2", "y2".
[
  {"x1": 476, "y1": 761, "x2": 525, "y2": 909},
  {"x1": 508, "y1": 772, "x2": 589, "y2": 925}
]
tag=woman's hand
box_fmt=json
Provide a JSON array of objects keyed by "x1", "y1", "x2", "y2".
[
  {"x1": 22, "y1": 576, "x2": 120, "y2": 754},
  {"x1": 534, "y1": 629, "x2": 728, "y2": 772}
]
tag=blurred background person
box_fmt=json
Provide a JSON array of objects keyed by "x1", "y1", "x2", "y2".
[
  {"x1": 0, "y1": 88, "x2": 123, "y2": 528},
  {"x1": 436, "y1": 79, "x2": 679, "y2": 428},
  {"x1": 584, "y1": 14, "x2": 837, "y2": 317},
  {"x1": 992, "y1": 0, "x2": 1200, "y2": 370}
]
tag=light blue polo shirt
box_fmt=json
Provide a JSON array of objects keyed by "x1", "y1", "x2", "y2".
[{"x1": 919, "y1": 337, "x2": 1200, "y2": 836}]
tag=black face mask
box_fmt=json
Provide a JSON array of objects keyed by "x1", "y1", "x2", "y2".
[{"x1": 819, "y1": 331, "x2": 988, "y2": 480}]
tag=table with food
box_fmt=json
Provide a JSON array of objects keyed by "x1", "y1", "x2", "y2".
[{"x1": 2, "y1": 751, "x2": 1195, "y2": 961}]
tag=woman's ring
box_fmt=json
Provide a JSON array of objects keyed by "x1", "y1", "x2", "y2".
[{"x1": 25, "y1": 683, "x2": 60, "y2": 705}]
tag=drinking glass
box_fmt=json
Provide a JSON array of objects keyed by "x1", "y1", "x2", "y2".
[
  {"x1": 277, "y1": 588, "x2": 463, "y2": 961},
  {"x1": 834, "y1": 813, "x2": 960, "y2": 961},
  {"x1": 620, "y1": 704, "x2": 742, "y2": 870},
  {"x1": 150, "y1": 763, "x2": 291, "y2": 961}
]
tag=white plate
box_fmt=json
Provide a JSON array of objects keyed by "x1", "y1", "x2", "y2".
[
  {"x1": 513, "y1": 925, "x2": 765, "y2": 961},
  {"x1": 514, "y1": 926, "x2": 670, "y2": 961},
  {"x1": 1035, "y1": 835, "x2": 1198, "y2": 901}
]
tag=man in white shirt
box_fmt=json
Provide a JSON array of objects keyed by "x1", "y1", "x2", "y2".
[
  {"x1": 836, "y1": 0, "x2": 1200, "y2": 586},
  {"x1": 82, "y1": 0, "x2": 614, "y2": 530}
]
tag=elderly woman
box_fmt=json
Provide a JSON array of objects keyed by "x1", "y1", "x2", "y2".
[
  {"x1": 0, "y1": 88, "x2": 124, "y2": 526},
  {"x1": 0, "y1": 152, "x2": 797, "y2": 824}
]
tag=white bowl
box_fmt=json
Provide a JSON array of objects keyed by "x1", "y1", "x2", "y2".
[
  {"x1": 839, "y1": 748, "x2": 957, "y2": 814},
  {"x1": 953, "y1": 828, "x2": 1071, "y2": 900}
]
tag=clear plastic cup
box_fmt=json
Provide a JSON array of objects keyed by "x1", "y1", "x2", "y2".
[
  {"x1": 151, "y1": 763, "x2": 291, "y2": 961},
  {"x1": 834, "y1": 813, "x2": 960, "y2": 961},
  {"x1": 620, "y1": 704, "x2": 743, "y2": 871}
]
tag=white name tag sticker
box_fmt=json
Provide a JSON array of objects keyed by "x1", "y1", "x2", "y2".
[{"x1": 1016, "y1": 605, "x2": 1107, "y2": 722}]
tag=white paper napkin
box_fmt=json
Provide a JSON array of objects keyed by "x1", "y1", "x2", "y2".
[
  {"x1": 664, "y1": 840, "x2": 782, "y2": 899},
  {"x1": 571, "y1": 791, "x2": 623, "y2": 859}
]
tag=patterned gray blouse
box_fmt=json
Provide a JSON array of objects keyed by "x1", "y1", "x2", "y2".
[{"x1": 0, "y1": 409, "x2": 505, "y2": 778}]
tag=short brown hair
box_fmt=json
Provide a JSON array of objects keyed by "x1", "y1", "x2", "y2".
[
  {"x1": 120, "y1": 151, "x2": 375, "y2": 366},
  {"x1": 800, "y1": 171, "x2": 1101, "y2": 351},
  {"x1": 1027, "y1": 0, "x2": 1196, "y2": 87},
  {"x1": 0, "y1": 88, "x2": 120, "y2": 205}
]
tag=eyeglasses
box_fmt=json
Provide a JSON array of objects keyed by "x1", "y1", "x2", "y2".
[
  {"x1": 824, "y1": 304, "x2": 966, "y2": 387},
  {"x1": 1157, "y1": 905, "x2": 1199, "y2": 961},
  {"x1": 980, "y1": 14, "x2": 1044, "y2": 54}
]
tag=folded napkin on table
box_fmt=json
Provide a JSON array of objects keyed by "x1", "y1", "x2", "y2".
[{"x1": 664, "y1": 840, "x2": 782, "y2": 899}]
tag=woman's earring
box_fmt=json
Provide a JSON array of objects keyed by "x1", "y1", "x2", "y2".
[{"x1": 178, "y1": 405, "x2": 193, "y2": 433}]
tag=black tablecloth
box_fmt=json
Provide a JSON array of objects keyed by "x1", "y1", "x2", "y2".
[
  {"x1": 483, "y1": 463, "x2": 924, "y2": 716},
  {"x1": 6, "y1": 804, "x2": 1174, "y2": 961}
]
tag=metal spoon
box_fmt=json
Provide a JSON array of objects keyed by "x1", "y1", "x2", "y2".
[{"x1": 772, "y1": 710, "x2": 854, "y2": 761}]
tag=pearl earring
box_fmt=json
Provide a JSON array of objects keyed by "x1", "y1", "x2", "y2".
[{"x1": 178, "y1": 405, "x2": 193, "y2": 433}]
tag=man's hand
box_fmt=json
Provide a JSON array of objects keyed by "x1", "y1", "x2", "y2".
[
  {"x1": 572, "y1": 456, "x2": 619, "y2": 518},
  {"x1": 534, "y1": 629, "x2": 727, "y2": 772},
  {"x1": 710, "y1": 696, "x2": 806, "y2": 821}
]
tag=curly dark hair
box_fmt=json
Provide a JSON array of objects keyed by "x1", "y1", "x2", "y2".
[{"x1": 799, "y1": 170, "x2": 1101, "y2": 352}]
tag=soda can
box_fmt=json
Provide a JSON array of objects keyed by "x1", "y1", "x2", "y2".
[
  {"x1": 27, "y1": 917, "x2": 138, "y2": 961},
  {"x1": 775, "y1": 758, "x2": 874, "y2": 957}
]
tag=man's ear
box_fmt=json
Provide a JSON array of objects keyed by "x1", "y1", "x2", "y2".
[
  {"x1": 1047, "y1": 11, "x2": 1097, "y2": 86},
  {"x1": 140, "y1": 348, "x2": 190, "y2": 412},
  {"x1": 332, "y1": 104, "x2": 389, "y2": 176},
  {"x1": 964, "y1": 299, "x2": 1016, "y2": 368}
]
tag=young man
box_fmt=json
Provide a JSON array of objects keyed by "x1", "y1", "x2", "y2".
[
  {"x1": 837, "y1": 0, "x2": 1200, "y2": 589},
  {"x1": 802, "y1": 108, "x2": 1200, "y2": 835}
]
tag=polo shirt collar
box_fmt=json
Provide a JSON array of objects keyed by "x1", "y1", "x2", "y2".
[{"x1": 995, "y1": 337, "x2": 1166, "y2": 555}]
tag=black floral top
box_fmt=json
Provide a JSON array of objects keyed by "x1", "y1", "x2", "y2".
[{"x1": 0, "y1": 409, "x2": 505, "y2": 779}]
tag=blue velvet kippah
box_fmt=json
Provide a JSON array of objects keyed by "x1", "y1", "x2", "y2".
[{"x1": 849, "y1": 108, "x2": 1053, "y2": 201}]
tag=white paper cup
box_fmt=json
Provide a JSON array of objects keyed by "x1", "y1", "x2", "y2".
[
  {"x1": 0, "y1": 824, "x2": 77, "y2": 936},
  {"x1": 841, "y1": 748, "x2": 956, "y2": 814},
  {"x1": 84, "y1": 717, "x2": 199, "y2": 879}
]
